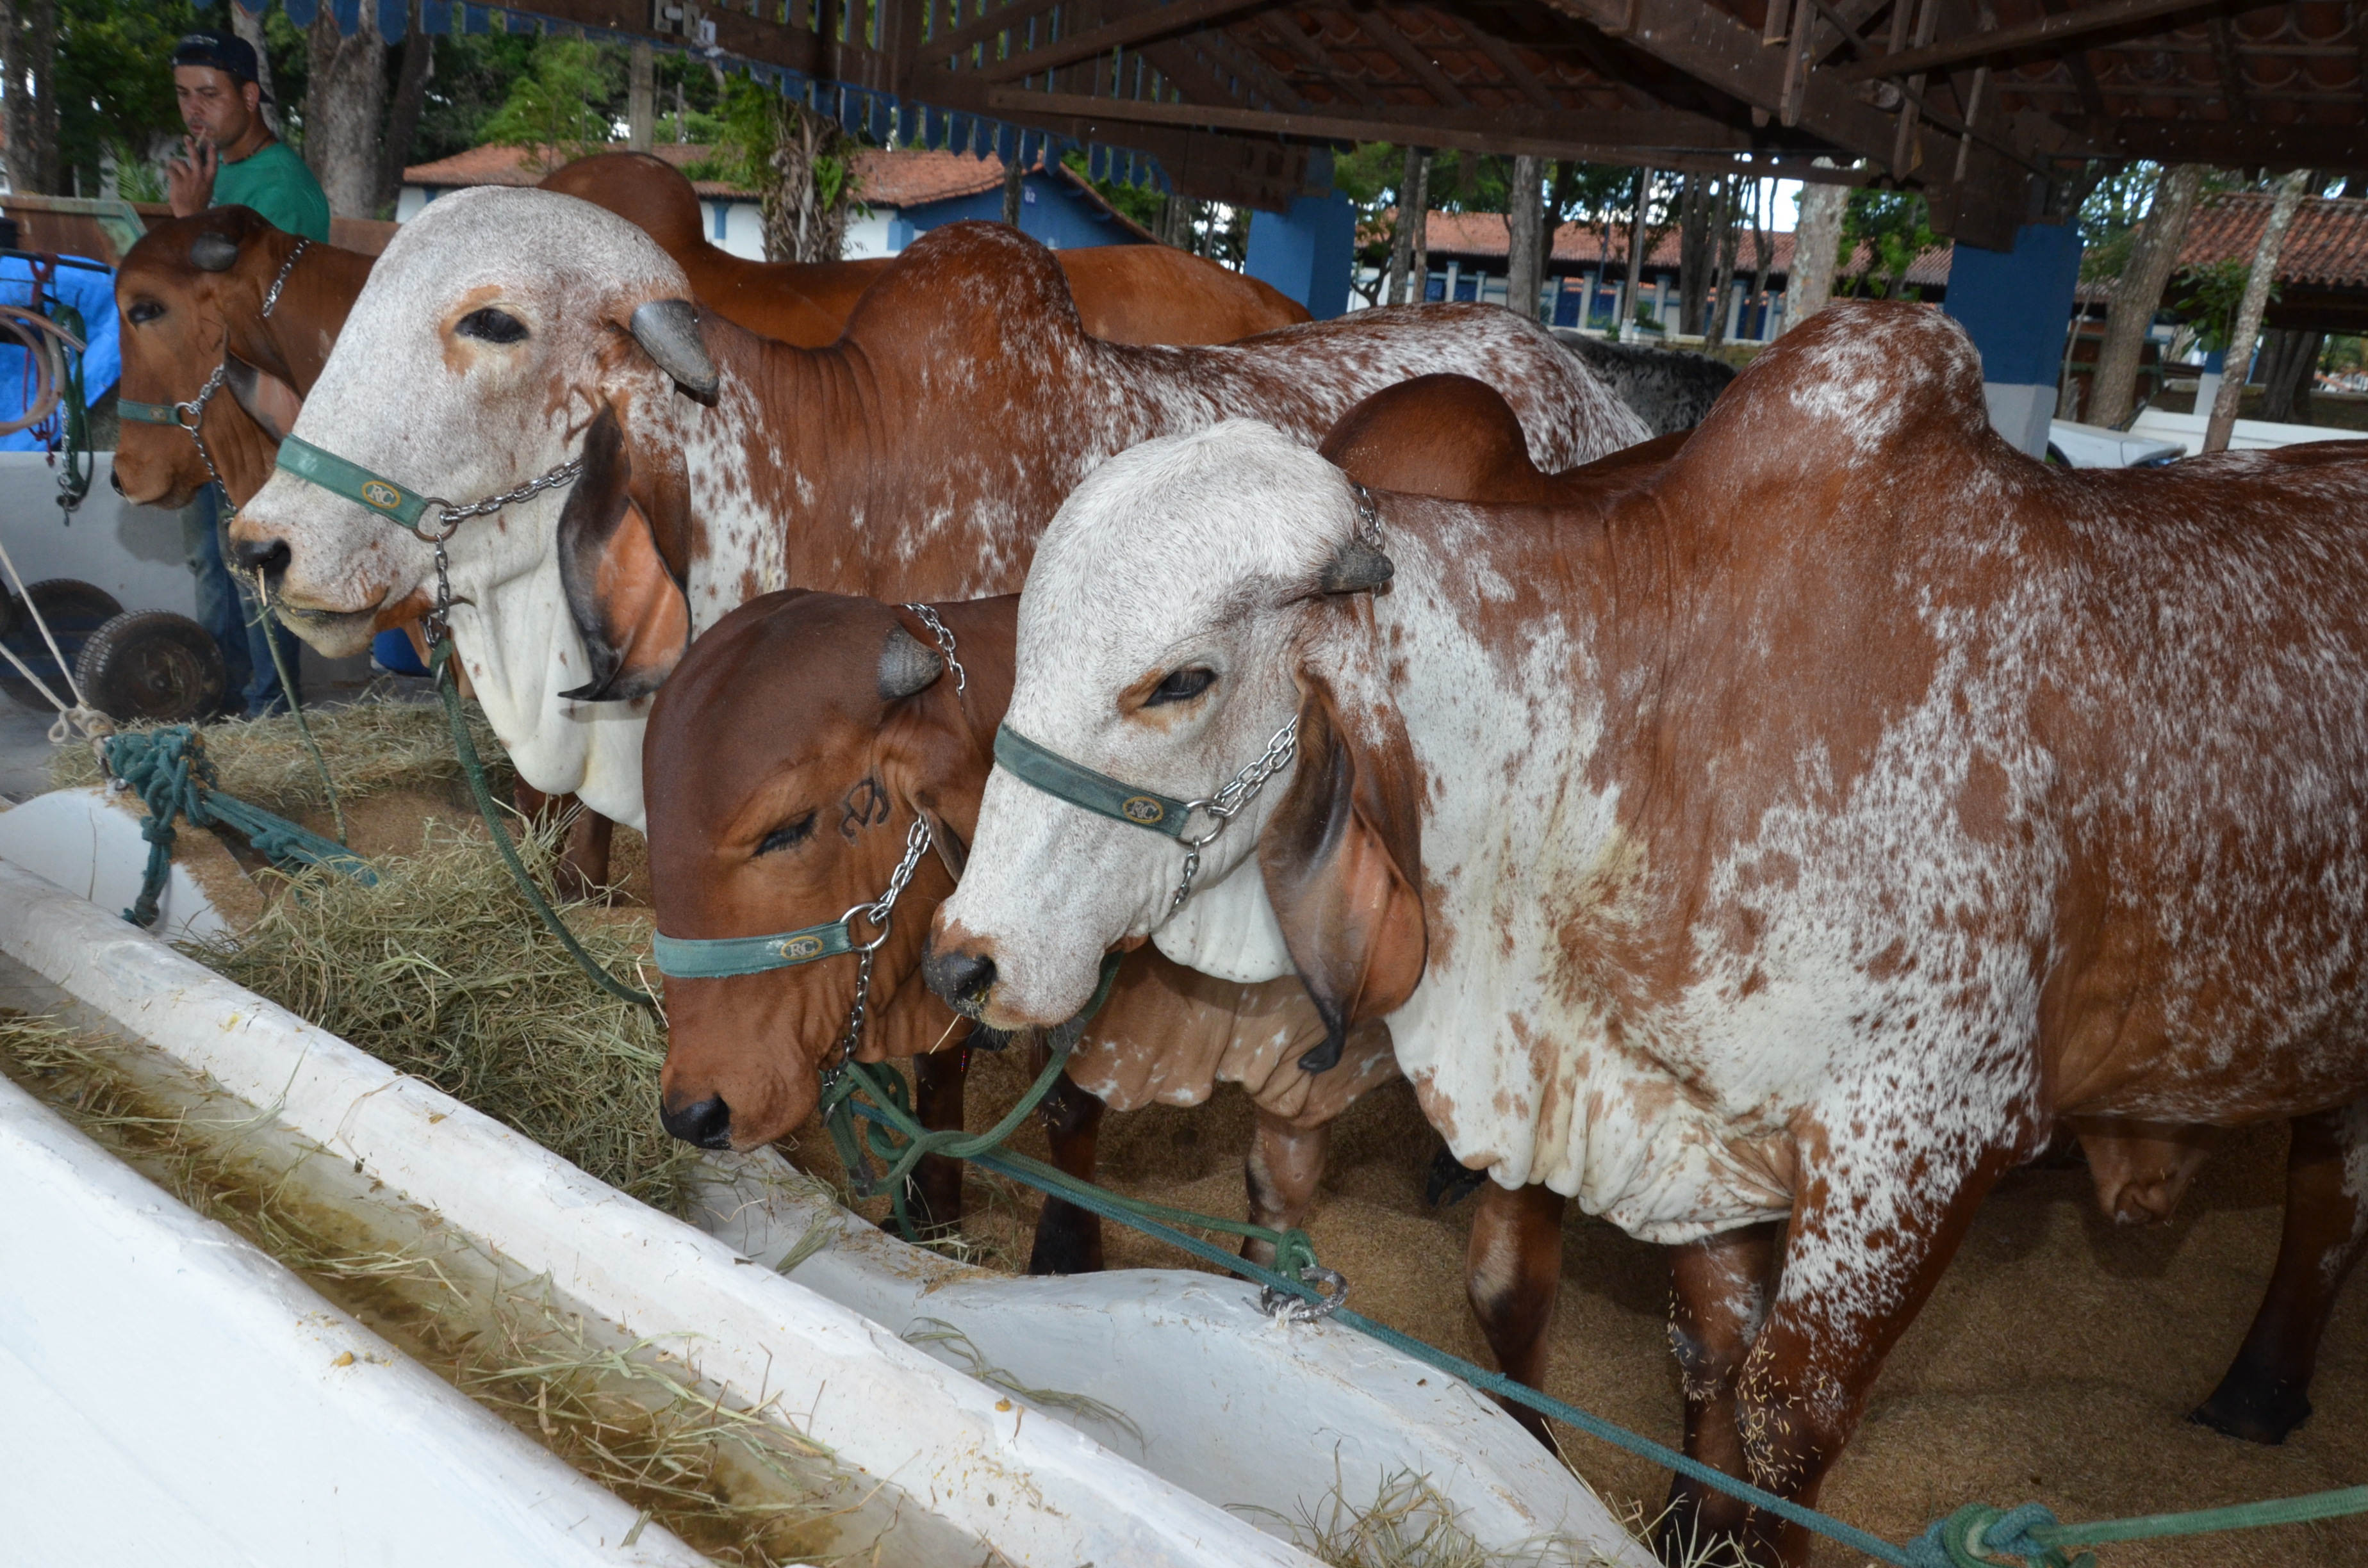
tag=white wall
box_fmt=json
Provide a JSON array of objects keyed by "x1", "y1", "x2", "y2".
[{"x1": 0, "y1": 455, "x2": 193, "y2": 619}]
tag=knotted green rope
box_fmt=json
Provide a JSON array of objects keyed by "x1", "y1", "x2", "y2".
[
  {"x1": 427, "y1": 638, "x2": 655, "y2": 1012},
  {"x1": 104, "y1": 726, "x2": 374, "y2": 927}
]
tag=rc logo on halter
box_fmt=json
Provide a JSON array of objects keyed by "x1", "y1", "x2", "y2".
[
  {"x1": 1121, "y1": 796, "x2": 1166, "y2": 826},
  {"x1": 360, "y1": 479, "x2": 406, "y2": 512},
  {"x1": 774, "y1": 933, "x2": 826, "y2": 962}
]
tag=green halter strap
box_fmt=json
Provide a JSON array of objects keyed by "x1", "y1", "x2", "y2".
[
  {"x1": 992, "y1": 723, "x2": 1194, "y2": 837},
  {"x1": 274, "y1": 434, "x2": 437, "y2": 532},
  {"x1": 651, "y1": 917, "x2": 859, "y2": 980}
]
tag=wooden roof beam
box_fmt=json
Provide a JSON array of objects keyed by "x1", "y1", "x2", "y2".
[
  {"x1": 1247, "y1": 13, "x2": 1381, "y2": 105},
  {"x1": 1832, "y1": 0, "x2": 2240, "y2": 82},
  {"x1": 1450, "y1": 19, "x2": 1568, "y2": 113},
  {"x1": 973, "y1": 0, "x2": 1290, "y2": 82}
]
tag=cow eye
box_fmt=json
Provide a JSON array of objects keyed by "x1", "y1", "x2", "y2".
[
  {"x1": 128, "y1": 299, "x2": 164, "y2": 325},
  {"x1": 1145, "y1": 667, "x2": 1215, "y2": 706},
  {"x1": 755, "y1": 812, "x2": 816, "y2": 856},
  {"x1": 455, "y1": 307, "x2": 529, "y2": 344}
]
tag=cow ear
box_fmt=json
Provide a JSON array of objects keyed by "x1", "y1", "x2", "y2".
[
  {"x1": 1260, "y1": 669, "x2": 1426, "y2": 1073},
  {"x1": 222, "y1": 352, "x2": 302, "y2": 444},
  {"x1": 555, "y1": 404, "x2": 689, "y2": 702}
]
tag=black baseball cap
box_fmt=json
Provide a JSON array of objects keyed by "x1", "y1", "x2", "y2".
[{"x1": 172, "y1": 31, "x2": 270, "y2": 101}]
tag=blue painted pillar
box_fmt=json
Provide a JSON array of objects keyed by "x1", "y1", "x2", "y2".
[
  {"x1": 1941, "y1": 222, "x2": 2084, "y2": 456},
  {"x1": 1245, "y1": 156, "x2": 1356, "y2": 320}
]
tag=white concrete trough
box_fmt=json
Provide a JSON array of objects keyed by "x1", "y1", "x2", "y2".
[{"x1": 0, "y1": 842, "x2": 1650, "y2": 1566}]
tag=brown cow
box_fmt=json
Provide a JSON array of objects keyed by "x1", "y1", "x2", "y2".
[
  {"x1": 539, "y1": 151, "x2": 1308, "y2": 348},
  {"x1": 640, "y1": 589, "x2": 1394, "y2": 1264},
  {"x1": 923, "y1": 304, "x2": 2368, "y2": 1565}
]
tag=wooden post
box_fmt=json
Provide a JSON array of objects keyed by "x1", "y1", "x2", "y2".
[
  {"x1": 1622, "y1": 166, "x2": 1652, "y2": 341},
  {"x1": 2205, "y1": 169, "x2": 2312, "y2": 454},
  {"x1": 628, "y1": 40, "x2": 655, "y2": 152},
  {"x1": 1408, "y1": 152, "x2": 1433, "y2": 304},
  {"x1": 1506, "y1": 154, "x2": 1546, "y2": 322}
]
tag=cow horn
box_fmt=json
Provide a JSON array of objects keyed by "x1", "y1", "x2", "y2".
[
  {"x1": 1318, "y1": 536, "x2": 1394, "y2": 595},
  {"x1": 627, "y1": 298, "x2": 718, "y2": 405},
  {"x1": 189, "y1": 231, "x2": 240, "y2": 273},
  {"x1": 878, "y1": 623, "x2": 944, "y2": 701}
]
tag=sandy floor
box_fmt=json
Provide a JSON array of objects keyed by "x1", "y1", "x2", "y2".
[{"x1": 789, "y1": 1045, "x2": 2368, "y2": 1567}]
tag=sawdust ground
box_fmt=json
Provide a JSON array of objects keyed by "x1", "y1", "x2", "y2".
[{"x1": 786, "y1": 1049, "x2": 2368, "y2": 1567}]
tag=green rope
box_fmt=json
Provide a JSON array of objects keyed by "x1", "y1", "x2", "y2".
[
  {"x1": 824, "y1": 1063, "x2": 2368, "y2": 1567},
  {"x1": 427, "y1": 637, "x2": 655, "y2": 1013},
  {"x1": 250, "y1": 564, "x2": 346, "y2": 846},
  {"x1": 104, "y1": 726, "x2": 374, "y2": 927}
]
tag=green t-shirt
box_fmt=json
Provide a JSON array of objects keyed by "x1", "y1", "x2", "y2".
[{"x1": 211, "y1": 139, "x2": 331, "y2": 243}]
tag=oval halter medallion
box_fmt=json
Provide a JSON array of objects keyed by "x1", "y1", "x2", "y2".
[
  {"x1": 775, "y1": 933, "x2": 827, "y2": 962},
  {"x1": 1121, "y1": 796, "x2": 1167, "y2": 826},
  {"x1": 360, "y1": 478, "x2": 406, "y2": 512}
]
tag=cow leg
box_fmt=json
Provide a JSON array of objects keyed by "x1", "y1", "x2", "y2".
[
  {"x1": 1243, "y1": 1111, "x2": 1331, "y2": 1268},
  {"x1": 903, "y1": 1048, "x2": 966, "y2": 1235},
  {"x1": 1465, "y1": 1180, "x2": 1569, "y2": 1450},
  {"x1": 1711, "y1": 1144, "x2": 2013, "y2": 1567},
  {"x1": 1026, "y1": 1069, "x2": 1108, "y2": 1275},
  {"x1": 1656, "y1": 1222, "x2": 1782, "y2": 1567},
  {"x1": 508, "y1": 781, "x2": 614, "y2": 901},
  {"x1": 2192, "y1": 1100, "x2": 2368, "y2": 1444}
]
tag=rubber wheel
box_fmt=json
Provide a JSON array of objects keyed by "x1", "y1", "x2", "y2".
[
  {"x1": 74, "y1": 610, "x2": 227, "y2": 723},
  {"x1": 0, "y1": 578, "x2": 121, "y2": 711}
]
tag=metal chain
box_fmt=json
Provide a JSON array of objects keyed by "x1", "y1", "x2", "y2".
[
  {"x1": 1350, "y1": 478, "x2": 1383, "y2": 547},
  {"x1": 827, "y1": 815, "x2": 934, "y2": 1073},
  {"x1": 1167, "y1": 715, "x2": 1301, "y2": 916},
  {"x1": 258, "y1": 238, "x2": 307, "y2": 320},
  {"x1": 901, "y1": 601, "x2": 967, "y2": 699},
  {"x1": 174, "y1": 357, "x2": 231, "y2": 495},
  {"x1": 421, "y1": 455, "x2": 586, "y2": 535}
]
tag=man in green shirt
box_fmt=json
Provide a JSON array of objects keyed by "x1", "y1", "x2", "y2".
[{"x1": 162, "y1": 31, "x2": 326, "y2": 717}]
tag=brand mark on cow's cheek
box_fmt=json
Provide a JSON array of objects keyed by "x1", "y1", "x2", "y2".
[{"x1": 839, "y1": 777, "x2": 891, "y2": 842}]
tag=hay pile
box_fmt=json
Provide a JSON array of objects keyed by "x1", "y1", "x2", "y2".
[
  {"x1": 187, "y1": 823, "x2": 684, "y2": 1213},
  {"x1": 49, "y1": 691, "x2": 513, "y2": 813}
]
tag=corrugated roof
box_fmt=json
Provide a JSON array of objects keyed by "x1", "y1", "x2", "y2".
[
  {"x1": 2178, "y1": 192, "x2": 2368, "y2": 288},
  {"x1": 1410, "y1": 211, "x2": 1950, "y2": 287}
]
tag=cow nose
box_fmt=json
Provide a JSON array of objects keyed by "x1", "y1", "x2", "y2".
[
  {"x1": 922, "y1": 940, "x2": 996, "y2": 1017},
  {"x1": 232, "y1": 533, "x2": 292, "y2": 581},
  {"x1": 659, "y1": 1094, "x2": 734, "y2": 1149}
]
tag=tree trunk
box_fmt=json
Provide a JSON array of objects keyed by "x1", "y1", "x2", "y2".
[
  {"x1": 1506, "y1": 154, "x2": 1547, "y2": 322},
  {"x1": 373, "y1": 4, "x2": 435, "y2": 218},
  {"x1": 231, "y1": 4, "x2": 283, "y2": 137},
  {"x1": 1407, "y1": 154, "x2": 1432, "y2": 304},
  {"x1": 1706, "y1": 177, "x2": 1743, "y2": 349},
  {"x1": 628, "y1": 40, "x2": 655, "y2": 152},
  {"x1": 1785, "y1": 179, "x2": 1848, "y2": 334},
  {"x1": 762, "y1": 99, "x2": 857, "y2": 264},
  {"x1": 2088, "y1": 163, "x2": 2204, "y2": 429},
  {"x1": 0, "y1": 0, "x2": 60, "y2": 197},
  {"x1": 306, "y1": 6, "x2": 388, "y2": 219},
  {"x1": 1747, "y1": 179, "x2": 1773, "y2": 341},
  {"x1": 1385, "y1": 145, "x2": 1425, "y2": 306},
  {"x1": 2205, "y1": 168, "x2": 2312, "y2": 454},
  {"x1": 2257, "y1": 328, "x2": 2323, "y2": 423},
  {"x1": 1677, "y1": 173, "x2": 1714, "y2": 336},
  {"x1": 1622, "y1": 166, "x2": 1653, "y2": 339},
  {"x1": 1001, "y1": 152, "x2": 1024, "y2": 227}
]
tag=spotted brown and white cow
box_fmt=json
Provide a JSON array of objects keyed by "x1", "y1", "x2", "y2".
[
  {"x1": 229, "y1": 186, "x2": 1645, "y2": 833},
  {"x1": 922, "y1": 302, "x2": 2368, "y2": 1565}
]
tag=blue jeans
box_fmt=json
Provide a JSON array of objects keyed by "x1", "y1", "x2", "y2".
[{"x1": 182, "y1": 485, "x2": 302, "y2": 718}]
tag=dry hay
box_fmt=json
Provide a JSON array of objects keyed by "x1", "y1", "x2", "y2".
[
  {"x1": 46, "y1": 687, "x2": 514, "y2": 815},
  {"x1": 185, "y1": 821, "x2": 686, "y2": 1214},
  {"x1": 0, "y1": 1014, "x2": 866, "y2": 1565}
]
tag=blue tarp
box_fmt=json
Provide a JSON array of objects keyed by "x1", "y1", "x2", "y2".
[{"x1": 0, "y1": 253, "x2": 119, "y2": 453}]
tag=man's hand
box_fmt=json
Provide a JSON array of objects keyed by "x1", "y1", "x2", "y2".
[{"x1": 166, "y1": 135, "x2": 218, "y2": 218}]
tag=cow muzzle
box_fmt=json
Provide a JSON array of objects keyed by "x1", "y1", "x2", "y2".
[
  {"x1": 921, "y1": 935, "x2": 998, "y2": 1020},
  {"x1": 659, "y1": 1091, "x2": 736, "y2": 1150}
]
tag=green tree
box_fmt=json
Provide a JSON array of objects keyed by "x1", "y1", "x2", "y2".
[
  {"x1": 54, "y1": 0, "x2": 201, "y2": 198},
  {"x1": 2171, "y1": 258, "x2": 2274, "y2": 355},
  {"x1": 479, "y1": 38, "x2": 621, "y2": 172},
  {"x1": 1837, "y1": 188, "x2": 1937, "y2": 300},
  {"x1": 1060, "y1": 149, "x2": 1162, "y2": 231}
]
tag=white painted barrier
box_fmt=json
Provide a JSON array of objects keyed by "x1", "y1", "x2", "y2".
[
  {"x1": 0, "y1": 785, "x2": 233, "y2": 942},
  {"x1": 0, "y1": 855, "x2": 1316, "y2": 1568},
  {"x1": 0, "y1": 1074, "x2": 711, "y2": 1568}
]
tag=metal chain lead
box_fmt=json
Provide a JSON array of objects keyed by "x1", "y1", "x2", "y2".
[
  {"x1": 1167, "y1": 715, "x2": 1301, "y2": 916},
  {"x1": 826, "y1": 815, "x2": 935, "y2": 1073},
  {"x1": 901, "y1": 602, "x2": 967, "y2": 699},
  {"x1": 422, "y1": 455, "x2": 586, "y2": 533},
  {"x1": 258, "y1": 238, "x2": 307, "y2": 320}
]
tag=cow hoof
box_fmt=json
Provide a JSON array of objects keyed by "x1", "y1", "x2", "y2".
[
  {"x1": 1025, "y1": 1197, "x2": 1104, "y2": 1276},
  {"x1": 2189, "y1": 1382, "x2": 2310, "y2": 1445}
]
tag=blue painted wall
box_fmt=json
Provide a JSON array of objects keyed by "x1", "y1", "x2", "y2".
[
  {"x1": 1942, "y1": 222, "x2": 2084, "y2": 387},
  {"x1": 887, "y1": 170, "x2": 1149, "y2": 252},
  {"x1": 1244, "y1": 191, "x2": 1356, "y2": 320}
]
